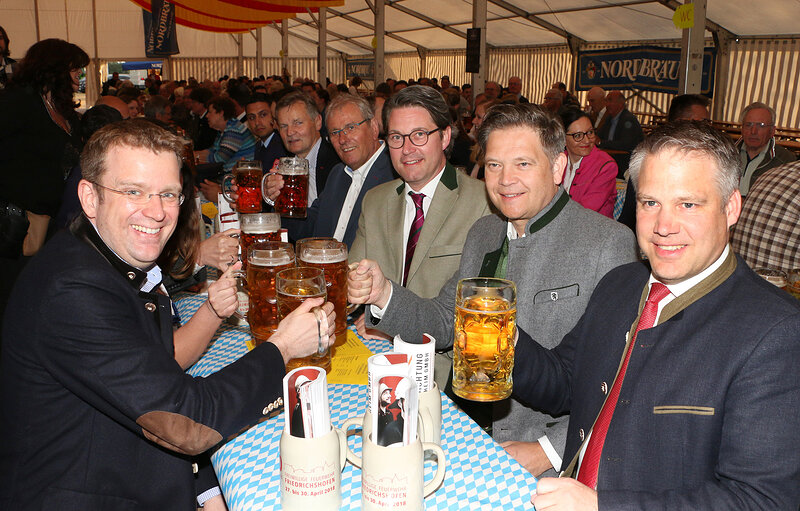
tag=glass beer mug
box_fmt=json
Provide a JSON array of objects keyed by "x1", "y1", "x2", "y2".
[
  {"x1": 267, "y1": 156, "x2": 310, "y2": 218},
  {"x1": 276, "y1": 267, "x2": 330, "y2": 372},
  {"x1": 453, "y1": 278, "x2": 517, "y2": 401},
  {"x1": 239, "y1": 213, "x2": 281, "y2": 269},
  {"x1": 222, "y1": 160, "x2": 263, "y2": 213},
  {"x1": 247, "y1": 242, "x2": 295, "y2": 347},
  {"x1": 296, "y1": 238, "x2": 348, "y2": 336}
]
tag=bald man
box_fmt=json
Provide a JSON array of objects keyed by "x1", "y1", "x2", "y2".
[
  {"x1": 596, "y1": 91, "x2": 643, "y2": 177},
  {"x1": 96, "y1": 95, "x2": 131, "y2": 120},
  {"x1": 585, "y1": 86, "x2": 607, "y2": 128}
]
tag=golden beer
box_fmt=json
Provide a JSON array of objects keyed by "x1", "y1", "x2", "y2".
[
  {"x1": 240, "y1": 213, "x2": 281, "y2": 269},
  {"x1": 276, "y1": 267, "x2": 330, "y2": 372},
  {"x1": 297, "y1": 238, "x2": 349, "y2": 335},
  {"x1": 247, "y1": 243, "x2": 295, "y2": 346},
  {"x1": 453, "y1": 278, "x2": 517, "y2": 401}
]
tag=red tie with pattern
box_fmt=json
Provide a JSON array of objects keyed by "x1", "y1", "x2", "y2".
[
  {"x1": 403, "y1": 192, "x2": 425, "y2": 286},
  {"x1": 577, "y1": 282, "x2": 671, "y2": 489}
]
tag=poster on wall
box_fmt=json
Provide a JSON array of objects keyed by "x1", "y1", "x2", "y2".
[
  {"x1": 576, "y1": 45, "x2": 715, "y2": 95},
  {"x1": 143, "y1": 0, "x2": 180, "y2": 58},
  {"x1": 346, "y1": 59, "x2": 374, "y2": 81}
]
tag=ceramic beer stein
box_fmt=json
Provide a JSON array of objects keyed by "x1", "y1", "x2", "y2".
[
  {"x1": 417, "y1": 382, "x2": 442, "y2": 445},
  {"x1": 279, "y1": 427, "x2": 346, "y2": 511}
]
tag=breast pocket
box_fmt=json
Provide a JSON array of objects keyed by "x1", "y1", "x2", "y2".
[
  {"x1": 428, "y1": 244, "x2": 463, "y2": 259},
  {"x1": 533, "y1": 283, "x2": 580, "y2": 304},
  {"x1": 653, "y1": 405, "x2": 715, "y2": 416}
]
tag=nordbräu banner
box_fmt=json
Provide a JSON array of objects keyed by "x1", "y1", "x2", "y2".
[
  {"x1": 576, "y1": 45, "x2": 715, "y2": 95},
  {"x1": 143, "y1": 0, "x2": 179, "y2": 58}
]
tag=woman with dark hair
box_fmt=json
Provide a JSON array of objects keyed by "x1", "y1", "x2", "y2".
[
  {"x1": 558, "y1": 107, "x2": 618, "y2": 218},
  {"x1": 194, "y1": 96, "x2": 256, "y2": 171},
  {"x1": 0, "y1": 38, "x2": 89, "y2": 324}
]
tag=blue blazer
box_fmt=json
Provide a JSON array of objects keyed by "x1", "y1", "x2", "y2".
[
  {"x1": 253, "y1": 131, "x2": 288, "y2": 171},
  {"x1": 284, "y1": 147, "x2": 396, "y2": 248},
  {"x1": 513, "y1": 256, "x2": 800, "y2": 508}
]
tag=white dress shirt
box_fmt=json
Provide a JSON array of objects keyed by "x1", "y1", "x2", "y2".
[
  {"x1": 304, "y1": 137, "x2": 322, "y2": 204},
  {"x1": 333, "y1": 142, "x2": 385, "y2": 242}
]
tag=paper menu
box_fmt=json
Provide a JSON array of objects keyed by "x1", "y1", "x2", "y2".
[
  {"x1": 393, "y1": 333, "x2": 436, "y2": 393},
  {"x1": 283, "y1": 367, "x2": 331, "y2": 439}
]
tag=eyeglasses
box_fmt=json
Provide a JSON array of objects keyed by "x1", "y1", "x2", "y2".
[
  {"x1": 565, "y1": 129, "x2": 595, "y2": 142},
  {"x1": 743, "y1": 122, "x2": 774, "y2": 130},
  {"x1": 93, "y1": 182, "x2": 185, "y2": 206},
  {"x1": 386, "y1": 128, "x2": 441, "y2": 149},
  {"x1": 330, "y1": 118, "x2": 369, "y2": 138}
]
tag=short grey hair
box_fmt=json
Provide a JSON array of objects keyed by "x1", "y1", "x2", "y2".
[
  {"x1": 476, "y1": 103, "x2": 565, "y2": 167},
  {"x1": 275, "y1": 90, "x2": 320, "y2": 121},
  {"x1": 740, "y1": 101, "x2": 776, "y2": 125},
  {"x1": 628, "y1": 120, "x2": 739, "y2": 206},
  {"x1": 325, "y1": 93, "x2": 373, "y2": 128}
]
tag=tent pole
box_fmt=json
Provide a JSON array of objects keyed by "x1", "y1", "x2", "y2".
[
  {"x1": 281, "y1": 20, "x2": 289, "y2": 78},
  {"x1": 237, "y1": 34, "x2": 243, "y2": 78},
  {"x1": 471, "y1": 0, "x2": 487, "y2": 98},
  {"x1": 318, "y1": 7, "x2": 327, "y2": 85},
  {"x1": 34, "y1": 0, "x2": 41, "y2": 41},
  {"x1": 256, "y1": 27, "x2": 263, "y2": 78},
  {"x1": 86, "y1": 0, "x2": 101, "y2": 107},
  {"x1": 678, "y1": 0, "x2": 706, "y2": 94},
  {"x1": 374, "y1": 0, "x2": 385, "y2": 86}
]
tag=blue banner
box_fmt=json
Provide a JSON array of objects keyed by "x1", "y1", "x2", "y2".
[
  {"x1": 143, "y1": 0, "x2": 179, "y2": 58},
  {"x1": 346, "y1": 59, "x2": 374, "y2": 81},
  {"x1": 576, "y1": 45, "x2": 715, "y2": 95}
]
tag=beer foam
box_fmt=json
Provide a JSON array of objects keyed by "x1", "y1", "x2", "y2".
[
  {"x1": 300, "y1": 249, "x2": 347, "y2": 264},
  {"x1": 241, "y1": 213, "x2": 280, "y2": 232},
  {"x1": 278, "y1": 167, "x2": 309, "y2": 176},
  {"x1": 250, "y1": 253, "x2": 294, "y2": 266}
]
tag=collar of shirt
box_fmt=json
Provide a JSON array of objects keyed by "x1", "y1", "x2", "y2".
[
  {"x1": 403, "y1": 163, "x2": 446, "y2": 216},
  {"x1": 647, "y1": 244, "x2": 730, "y2": 319},
  {"x1": 305, "y1": 136, "x2": 322, "y2": 172},
  {"x1": 87, "y1": 221, "x2": 163, "y2": 292},
  {"x1": 345, "y1": 141, "x2": 385, "y2": 180},
  {"x1": 506, "y1": 221, "x2": 524, "y2": 240},
  {"x1": 261, "y1": 131, "x2": 276, "y2": 148},
  {"x1": 593, "y1": 106, "x2": 607, "y2": 128},
  {"x1": 236, "y1": 111, "x2": 247, "y2": 123},
  {"x1": 564, "y1": 155, "x2": 583, "y2": 193}
]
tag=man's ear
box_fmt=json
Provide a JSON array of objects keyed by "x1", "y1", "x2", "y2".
[{"x1": 77, "y1": 179, "x2": 99, "y2": 220}]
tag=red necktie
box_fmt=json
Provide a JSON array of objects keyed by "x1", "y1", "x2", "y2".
[
  {"x1": 403, "y1": 192, "x2": 425, "y2": 286},
  {"x1": 577, "y1": 282, "x2": 671, "y2": 489}
]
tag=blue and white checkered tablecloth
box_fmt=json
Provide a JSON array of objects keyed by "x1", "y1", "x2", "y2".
[{"x1": 177, "y1": 294, "x2": 537, "y2": 510}]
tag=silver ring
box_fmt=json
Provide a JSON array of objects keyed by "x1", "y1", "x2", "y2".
[{"x1": 264, "y1": 197, "x2": 275, "y2": 207}]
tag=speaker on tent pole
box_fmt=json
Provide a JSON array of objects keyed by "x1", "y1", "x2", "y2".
[{"x1": 466, "y1": 28, "x2": 481, "y2": 74}]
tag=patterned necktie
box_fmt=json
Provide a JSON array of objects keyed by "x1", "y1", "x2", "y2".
[
  {"x1": 403, "y1": 192, "x2": 425, "y2": 286},
  {"x1": 577, "y1": 282, "x2": 671, "y2": 489}
]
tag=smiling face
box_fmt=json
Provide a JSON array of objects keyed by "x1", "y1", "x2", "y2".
[
  {"x1": 386, "y1": 106, "x2": 450, "y2": 192},
  {"x1": 565, "y1": 116, "x2": 595, "y2": 162},
  {"x1": 78, "y1": 145, "x2": 182, "y2": 269},
  {"x1": 484, "y1": 127, "x2": 566, "y2": 236},
  {"x1": 277, "y1": 101, "x2": 322, "y2": 159},
  {"x1": 245, "y1": 101, "x2": 275, "y2": 141},
  {"x1": 636, "y1": 148, "x2": 740, "y2": 285},
  {"x1": 70, "y1": 68, "x2": 81, "y2": 92},
  {"x1": 327, "y1": 102, "x2": 380, "y2": 170}
]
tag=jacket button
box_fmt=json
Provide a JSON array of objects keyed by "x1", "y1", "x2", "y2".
[
  {"x1": 277, "y1": 397, "x2": 284, "y2": 406},
  {"x1": 579, "y1": 428, "x2": 585, "y2": 441},
  {"x1": 127, "y1": 271, "x2": 136, "y2": 280},
  {"x1": 145, "y1": 302, "x2": 156, "y2": 312},
  {"x1": 601, "y1": 382, "x2": 608, "y2": 394},
  {"x1": 192, "y1": 462, "x2": 199, "y2": 474}
]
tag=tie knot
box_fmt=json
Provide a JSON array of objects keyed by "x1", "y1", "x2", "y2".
[
  {"x1": 647, "y1": 282, "x2": 671, "y2": 304},
  {"x1": 409, "y1": 192, "x2": 425, "y2": 208}
]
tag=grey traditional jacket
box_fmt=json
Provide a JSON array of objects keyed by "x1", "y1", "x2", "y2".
[{"x1": 370, "y1": 189, "x2": 637, "y2": 474}]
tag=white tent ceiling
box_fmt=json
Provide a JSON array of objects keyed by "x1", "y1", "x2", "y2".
[{"x1": 1, "y1": 0, "x2": 798, "y2": 61}]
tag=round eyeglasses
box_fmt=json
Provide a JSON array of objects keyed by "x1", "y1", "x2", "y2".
[
  {"x1": 386, "y1": 128, "x2": 441, "y2": 149},
  {"x1": 565, "y1": 129, "x2": 595, "y2": 142}
]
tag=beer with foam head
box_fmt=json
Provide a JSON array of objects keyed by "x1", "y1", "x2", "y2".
[
  {"x1": 453, "y1": 278, "x2": 517, "y2": 402},
  {"x1": 272, "y1": 156, "x2": 309, "y2": 218},
  {"x1": 239, "y1": 213, "x2": 281, "y2": 269},
  {"x1": 297, "y1": 238, "x2": 349, "y2": 335},
  {"x1": 223, "y1": 160, "x2": 263, "y2": 213},
  {"x1": 247, "y1": 242, "x2": 295, "y2": 346},
  {"x1": 276, "y1": 267, "x2": 331, "y2": 372}
]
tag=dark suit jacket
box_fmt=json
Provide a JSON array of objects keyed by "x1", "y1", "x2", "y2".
[
  {"x1": 513, "y1": 254, "x2": 800, "y2": 508},
  {"x1": 283, "y1": 147, "x2": 397, "y2": 248},
  {"x1": 194, "y1": 111, "x2": 217, "y2": 151},
  {"x1": 314, "y1": 139, "x2": 340, "y2": 194},
  {"x1": 597, "y1": 108, "x2": 643, "y2": 176},
  {"x1": 254, "y1": 131, "x2": 288, "y2": 171},
  {"x1": 0, "y1": 216, "x2": 287, "y2": 510}
]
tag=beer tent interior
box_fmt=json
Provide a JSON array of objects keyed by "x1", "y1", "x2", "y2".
[{"x1": 2, "y1": 0, "x2": 799, "y2": 126}]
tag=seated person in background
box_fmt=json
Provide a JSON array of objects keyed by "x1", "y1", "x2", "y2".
[
  {"x1": 116, "y1": 87, "x2": 141, "y2": 118},
  {"x1": 596, "y1": 90, "x2": 643, "y2": 178},
  {"x1": 541, "y1": 88, "x2": 563, "y2": 114},
  {"x1": 731, "y1": 160, "x2": 800, "y2": 271},
  {"x1": 736, "y1": 101, "x2": 796, "y2": 196},
  {"x1": 349, "y1": 103, "x2": 636, "y2": 478},
  {"x1": 264, "y1": 94, "x2": 396, "y2": 248},
  {"x1": 585, "y1": 86, "x2": 607, "y2": 129},
  {"x1": 667, "y1": 93, "x2": 710, "y2": 122},
  {"x1": 143, "y1": 95, "x2": 172, "y2": 124},
  {"x1": 195, "y1": 96, "x2": 256, "y2": 172},
  {"x1": 0, "y1": 119, "x2": 335, "y2": 510},
  {"x1": 245, "y1": 92, "x2": 287, "y2": 172},
  {"x1": 559, "y1": 107, "x2": 617, "y2": 218}
]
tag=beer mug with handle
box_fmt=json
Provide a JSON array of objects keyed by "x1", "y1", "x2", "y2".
[
  {"x1": 222, "y1": 160, "x2": 263, "y2": 213},
  {"x1": 453, "y1": 278, "x2": 517, "y2": 402}
]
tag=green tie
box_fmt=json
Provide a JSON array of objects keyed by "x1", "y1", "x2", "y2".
[{"x1": 494, "y1": 236, "x2": 509, "y2": 279}]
